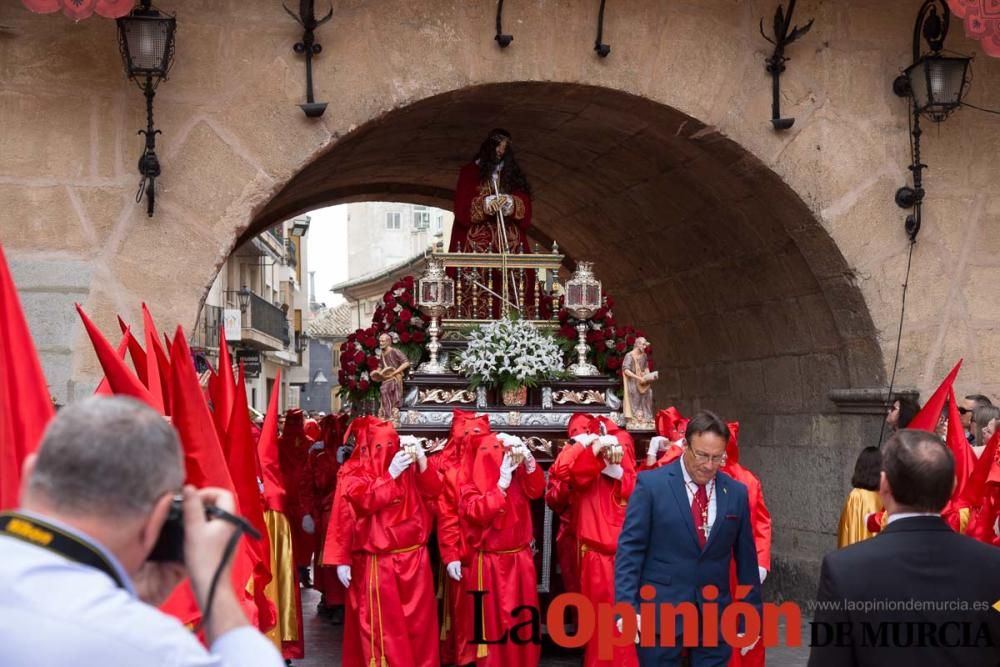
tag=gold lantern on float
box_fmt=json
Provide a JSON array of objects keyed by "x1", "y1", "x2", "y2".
[
  {"x1": 416, "y1": 257, "x2": 455, "y2": 374},
  {"x1": 565, "y1": 261, "x2": 601, "y2": 376}
]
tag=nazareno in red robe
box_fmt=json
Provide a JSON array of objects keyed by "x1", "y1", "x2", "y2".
[
  {"x1": 459, "y1": 431, "x2": 545, "y2": 667},
  {"x1": 544, "y1": 413, "x2": 596, "y2": 598},
  {"x1": 343, "y1": 419, "x2": 443, "y2": 667},
  {"x1": 322, "y1": 415, "x2": 376, "y2": 667},
  {"x1": 550, "y1": 416, "x2": 639, "y2": 667},
  {"x1": 723, "y1": 422, "x2": 772, "y2": 667},
  {"x1": 303, "y1": 414, "x2": 347, "y2": 606},
  {"x1": 279, "y1": 409, "x2": 316, "y2": 569},
  {"x1": 434, "y1": 410, "x2": 492, "y2": 666}
]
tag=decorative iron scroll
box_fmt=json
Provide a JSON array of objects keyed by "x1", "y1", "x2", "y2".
[
  {"x1": 552, "y1": 389, "x2": 606, "y2": 405},
  {"x1": 417, "y1": 388, "x2": 476, "y2": 405}
]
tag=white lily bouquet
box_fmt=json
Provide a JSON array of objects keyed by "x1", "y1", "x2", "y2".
[{"x1": 459, "y1": 317, "x2": 567, "y2": 393}]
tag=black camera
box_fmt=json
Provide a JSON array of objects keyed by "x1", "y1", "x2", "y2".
[
  {"x1": 148, "y1": 494, "x2": 262, "y2": 563},
  {"x1": 149, "y1": 495, "x2": 186, "y2": 563}
]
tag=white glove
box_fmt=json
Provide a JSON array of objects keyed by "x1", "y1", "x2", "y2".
[
  {"x1": 573, "y1": 432, "x2": 599, "y2": 447},
  {"x1": 498, "y1": 452, "x2": 515, "y2": 491},
  {"x1": 310, "y1": 441, "x2": 324, "y2": 452},
  {"x1": 595, "y1": 434, "x2": 618, "y2": 456},
  {"x1": 336, "y1": 565, "x2": 351, "y2": 588},
  {"x1": 616, "y1": 614, "x2": 641, "y2": 644},
  {"x1": 446, "y1": 561, "x2": 463, "y2": 581},
  {"x1": 602, "y1": 462, "x2": 624, "y2": 480},
  {"x1": 257, "y1": 476, "x2": 265, "y2": 494},
  {"x1": 739, "y1": 633, "x2": 760, "y2": 656},
  {"x1": 648, "y1": 436, "x2": 669, "y2": 459},
  {"x1": 336, "y1": 444, "x2": 352, "y2": 464},
  {"x1": 759, "y1": 566, "x2": 768, "y2": 584},
  {"x1": 994, "y1": 516, "x2": 999, "y2": 537},
  {"x1": 521, "y1": 446, "x2": 537, "y2": 473},
  {"x1": 388, "y1": 449, "x2": 413, "y2": 479},
  {"x1": 302, "y1": 514, "x2": 315, "y2": 535}
]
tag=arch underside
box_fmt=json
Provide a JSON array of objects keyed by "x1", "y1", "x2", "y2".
[{"x1": 246, "y1": 82, "x2": 885, "y2": 598}]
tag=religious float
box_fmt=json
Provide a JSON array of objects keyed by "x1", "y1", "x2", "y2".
[{"x1": 338, "y1": 242, "x2": 660, "y2": 600}]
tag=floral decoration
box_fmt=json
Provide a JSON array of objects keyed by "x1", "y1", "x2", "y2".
[
  {"x1": 459, "y1": 316, "x2": 567, "y2": 393},
  {"x1": 555, "y1": 293, "x2": 653, "y2": 383}
]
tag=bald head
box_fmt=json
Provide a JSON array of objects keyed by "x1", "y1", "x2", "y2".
[{"x1": 881, "y1": 429, "x2": 954, "y2": 513}]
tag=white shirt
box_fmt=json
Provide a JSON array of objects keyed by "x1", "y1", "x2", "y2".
[
  {"x1": 0, "y1": 511, "x2": 283, "y2": 667},
  {"x1": 679, "y1": 454, "x2": 717, "y2": 535},
  {"x1": 886, "y1": 511, "x2": 939, "y2": 525}
]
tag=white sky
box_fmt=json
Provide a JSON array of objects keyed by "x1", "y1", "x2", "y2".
[{"x1": 306, "y1": 205, "x2": 349, "y2": 308}]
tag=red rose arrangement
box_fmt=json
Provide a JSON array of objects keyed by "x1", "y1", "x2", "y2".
[
  {"x1": 370, "y1": 275, "x2": 427, "y2": 363},
  {"x1": 337, "y1": 327, "x2": 381, "y2": 403},
  {"x1": 555, "y1": 293, "x2": 653, "y2": 383},
  {"x1": 338, "y1": 276, "x2": 429, "y2": 403}
]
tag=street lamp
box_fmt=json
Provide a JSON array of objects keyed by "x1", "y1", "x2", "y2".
[
  {"x1": 565, "y1": 261, "x2": 601, "y2": 377},
  {"x1": 295, "y1": 331, "x2": 309, "y2": 354},
  {"x1": 893, "y1": 0, "x2": 971, "y2": 241},
  {"x1": 226, "y1": 285, "x2": 252, "y2": 313},
  {"x1": 117, "y1": 0, "x2": 176, "y2": 217},
  {"x1": 289, "y1": 217, "x2": 311, "y2": 237}
]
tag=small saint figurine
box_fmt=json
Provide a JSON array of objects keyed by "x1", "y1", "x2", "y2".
[
  {"x1": 622, "y1": 337, "x2": 658, "y2": 430},
  {"x1": 373, "y1": 333, "x2": 410, "y2": 423}
]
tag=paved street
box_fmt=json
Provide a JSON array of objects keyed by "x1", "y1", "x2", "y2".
[{"x1": 296, "y1": 588, "x2": 810, "y2": 667}]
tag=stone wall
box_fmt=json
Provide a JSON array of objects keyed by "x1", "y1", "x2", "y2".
[{"x1": 2, "y1": 0, "x2": 999, "y2": 602}]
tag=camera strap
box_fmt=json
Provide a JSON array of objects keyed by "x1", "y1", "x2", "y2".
[{"x1": 0, "y1": 511, "x2": 126, "y2": 590}]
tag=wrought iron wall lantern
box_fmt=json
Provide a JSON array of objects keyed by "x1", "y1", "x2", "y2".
[
  {"x1": 594, "y1": 0, "x2": 610, "y2": 57},
  {"x1": 227, "y1": 286, "x2": 252, "y2": 314},
  {"x1": 893, "y1": 0, "x2": 971, "y2": 241},
  {"x1": 495, "y1": 0, "x2": 512, "y2": 48},
  {"x1": 284, "y1": 0, "x2": 333, "y2": 118},
  {"x1": 760, "y1": 0, "x2": 812, "y2": 130},
  {"x1": 116, "y1": 0, "x2": 176, "y2": 217},
  {"x1": 295, "y1": 332, "x2": 309, "y2": 354}
]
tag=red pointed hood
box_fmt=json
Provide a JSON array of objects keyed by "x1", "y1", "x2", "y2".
[
  {"x1": 76, "y1": 304, "x2": 158, "y2": 410},
  {"x1": 907, "y1": 359, "x2": 963, "y2": 431},
  {"x1": 212, "y1": 328, "x2": 236, "y2": 438},
  {"x1": 224, "y1": 362, "x2": 274, "y2": 632},
  {"x1": 95, "y1": 329, "x2": 132, "y2": 396},
  {"x1": 303, "y1": 418, "x2": 321, "y2": 443},
  {"x1": 168, "y1": 327, "x2": 237, "y2": 497},
  {"x1": 946, "y1": 386, "x2": 975, "y2": 504},
  {"x1": 567, "y1": 413, "x2": 595, "y2": 438},
  {"x1": 464, "y1": 432, "x2": 505, "y2": 494},
  {"x1": 117, "y1": 316, "x2": 149, "y2": 387},
  {"x1": 444, "y1": 410, "x2": 491, "y2": 467},
  {"x1": 257, "y1": 369, "x2": 285, "y2": 513},
  {"x1": 0, "y1": 245, "x2": 56, "y2": 509},
  {"x1": 656, "y1": 406, "x2": 688, "y2": 442},
  {"x1": 141, "y1": 304, "x2": 172, "y2": 414},
  {"x1": 366, "y1": 420, "x2": 401, "y2": 474},
  {"x1": 725, "y1": 421, "x2": 741, "y2": 465}
]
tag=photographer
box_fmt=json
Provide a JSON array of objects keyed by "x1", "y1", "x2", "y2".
[{"x1": 0, "y1": 396, "x2": 283, "y2": 667}]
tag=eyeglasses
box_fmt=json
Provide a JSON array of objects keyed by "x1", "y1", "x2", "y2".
[
  {"x1": 689, "y1": 447, "x2": 727, "y2": 466},
  {"x1": 957, "y1": 407, "x2": 971, "y2": 415}
]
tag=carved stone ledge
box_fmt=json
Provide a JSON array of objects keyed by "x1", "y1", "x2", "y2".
[{"x1": 828, "y1": 387, "x2": 920, "y2": 416}]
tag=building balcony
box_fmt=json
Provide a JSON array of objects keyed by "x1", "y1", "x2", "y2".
[{"x1": 240, "y1": 292, "x2": 291, "y2": 351}]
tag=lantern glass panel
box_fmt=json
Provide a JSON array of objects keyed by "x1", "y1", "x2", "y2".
[
  {"x1": 584, "y1": 284, "x2": 601, "y2": 308},
  {"x1": 441, "y1": 281, "x2": 454, "y2": 306},
  {"x1": 121, "y1": 15, "x2": 175, "y2": 78},
  {"x1": 566, "y1": 284, "x2": 583, "y2": 307},
  {"x1": 420, "y1": 282, "x2": 439, "y2": 304},
  {"x1": 906, "y1": 55, "x2": 969, "y2": 121}
]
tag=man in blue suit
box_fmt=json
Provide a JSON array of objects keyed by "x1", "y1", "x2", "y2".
[{"x1": 615, "y1": 410, "x2": 762, "y2": 666}]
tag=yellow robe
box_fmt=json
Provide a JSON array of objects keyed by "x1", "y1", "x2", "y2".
[{"x1": 837, "y1": 488, "x2": 882, "y2": 548}]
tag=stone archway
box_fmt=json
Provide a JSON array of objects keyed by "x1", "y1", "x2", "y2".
[{"x1": 236, "y1": 81, "x2": 884, "y2": 601}]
